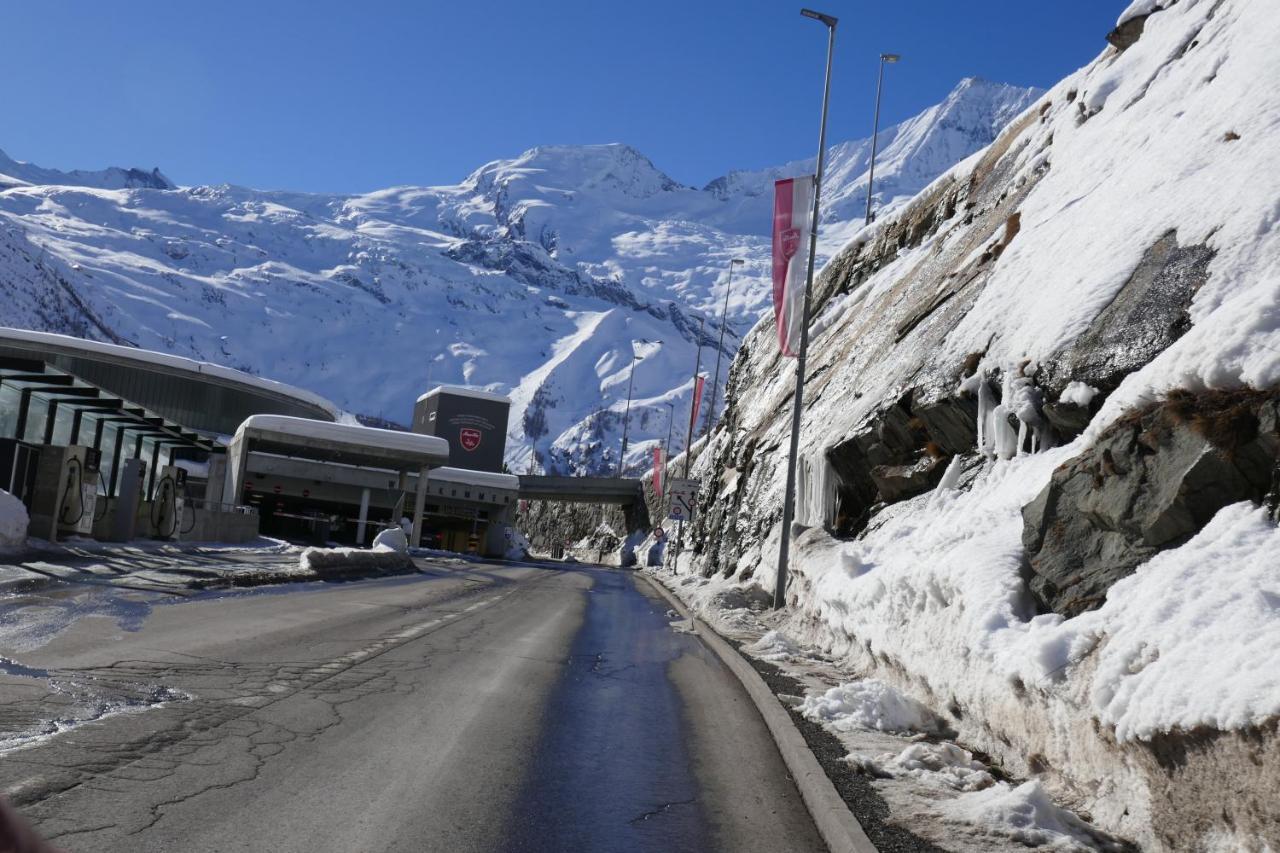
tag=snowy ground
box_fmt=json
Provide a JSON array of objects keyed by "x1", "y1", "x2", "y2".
[{"x1": 645, "y1": 567, "x2": 1133, "y2": 852}]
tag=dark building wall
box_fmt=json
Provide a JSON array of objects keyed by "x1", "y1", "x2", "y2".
[{"x1": 413, "y1": 392, "x2": 510, "y2": 473}]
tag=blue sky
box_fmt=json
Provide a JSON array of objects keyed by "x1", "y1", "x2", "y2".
[{"x1": 1, "y1": 1, "x2": 1125, "y2": 193}]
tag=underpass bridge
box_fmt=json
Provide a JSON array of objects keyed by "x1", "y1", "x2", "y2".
[{"x1": 516, "y1": 475, "x2": 651, "y2": 536}]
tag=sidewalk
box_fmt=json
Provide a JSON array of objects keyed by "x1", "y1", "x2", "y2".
[{"x1": 0, "y1": 538, "x2": 309, "y2": 595}]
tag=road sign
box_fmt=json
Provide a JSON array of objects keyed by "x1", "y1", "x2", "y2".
[{"x1": 667, "y1": 478, "x2": 698, "y2": 522}]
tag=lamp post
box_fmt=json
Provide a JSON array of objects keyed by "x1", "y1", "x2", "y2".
[
  {"x1": 665, "y1": 401, "x2": 675, "y2": 483},
  {"x1": 703, "y1": 258, "x2": 746, "y2": 439},
  {"x1": 864, "y1": 52, "x2": 900, "y2": 226},
  {"x1": 775, "y1": 8, "x2": 837, "y2": 610},
  {"x1": 616, "y1": 351, "x2": 642, "y2": 476}
]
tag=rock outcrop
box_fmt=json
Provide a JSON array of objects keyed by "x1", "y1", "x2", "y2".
[{"x1": 1023, "y1": 389, "x2": 1280, "y2": 615}]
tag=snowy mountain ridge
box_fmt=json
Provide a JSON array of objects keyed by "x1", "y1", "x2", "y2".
[
  {"x1": 0, "y1": 147, "x2": 173, "y2": 191},
  {"x1": 0, "y1": 77, "x2": 1040, "y2": 474}
]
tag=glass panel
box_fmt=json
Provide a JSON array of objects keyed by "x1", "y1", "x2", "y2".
[{"x1": 0, "y1": 383, "x2": 19, "y2": 439}]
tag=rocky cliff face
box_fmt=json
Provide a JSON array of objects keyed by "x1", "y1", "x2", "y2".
[{"x1": 674, "y1": 0, "x2": 1280, "y2": 848}]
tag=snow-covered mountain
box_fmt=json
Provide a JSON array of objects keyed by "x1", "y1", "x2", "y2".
[
  {"x1": 0, "y1": 148, "x2": 172, "y2": 191},
  {"x1": 0, "y1": 77, "x2": 1039, "y2": 474}
]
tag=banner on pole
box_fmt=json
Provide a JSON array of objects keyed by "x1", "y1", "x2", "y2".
[
  {"x1": 772, "y1": 176, "x2": 815, "y2": 357},
  {"x1": 652, "y1": 445, "x2": 664, "y2": 496},
  {"x1": 687, "y1": 374, "x2": 706, "y2": 436}
]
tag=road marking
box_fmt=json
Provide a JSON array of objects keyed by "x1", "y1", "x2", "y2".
[{"x1": 300, "y1": 593, "x2": 509, "y2": 682}]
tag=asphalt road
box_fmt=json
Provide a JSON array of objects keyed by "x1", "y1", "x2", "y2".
[{"x1": 0, "y1": 558, "x2": 826, "y2": 852}]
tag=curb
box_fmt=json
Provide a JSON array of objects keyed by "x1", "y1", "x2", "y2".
[{"x1": 635, "y1": 571, "x2": 878, "y2": 853}]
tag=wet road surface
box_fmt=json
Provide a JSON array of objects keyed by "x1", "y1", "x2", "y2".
[{"x1": 0, "y1": 558, "x2": 824, "y2": 852}]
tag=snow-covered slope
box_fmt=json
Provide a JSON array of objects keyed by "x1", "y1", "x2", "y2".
[
  {"x1": 0, "y1": 78, "x2": 1038, "y2": 474},
  {"x1": 674, "y1": 0, "x2": 1280, "y2": 849}
]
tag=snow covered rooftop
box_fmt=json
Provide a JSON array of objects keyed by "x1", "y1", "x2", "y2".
[
  {"x1": 0, "y1": 327, "x2": 339, "y2": 425},
  {"x1": 429, "y1": 466, "x2": 521, "y2": 492},
  {"x1": 416, "y1": 385, "x2": 511, "y2": 405},
  {"x1": 235, "y1": 415, "x2": 449, "y2": 466}
]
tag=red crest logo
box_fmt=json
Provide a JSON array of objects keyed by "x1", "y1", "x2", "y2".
[
  {"x1": 781, "y1": 227, "x2": 802, "y2": 259},
  {"x1": 459, "y1": 428, "x2": 482, "y2": 451}
]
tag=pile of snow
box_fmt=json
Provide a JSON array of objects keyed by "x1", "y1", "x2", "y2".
[
  {"x1": 502, "y1": 525, "x2": 532, "y2": 561},
  {"x1": 853, "y1": 741, "x2": 995, "y2": 792},
  {"x1": 797, "y1": 679, "x2": 947, "y2": 735},
  {"x1": 942, "y1": 780, "x2": 1124, "y2": 852},
  {"x1": 372, "y1": 526, "x2": 408, "y2": 554},
  {"x1": 745, "y1": 629, "x2": 806, "y2": 663},
  {"x1": 0, "y1": 489, "x2": 28, "y2": 550},
  {"x1": 298, "y1": 545, "x2": 413, "y2": 575}
]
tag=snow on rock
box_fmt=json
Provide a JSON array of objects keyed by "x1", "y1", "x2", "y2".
[
  {"x1": 1058, "y1": 381, "x2": 1098, "y2": 408},
  {"x1": 0, "y1": 489, "x2": 28, "y2": 550},
  {"x1": 1034, "y1": 501, "x2": 1280, "y2": 742},
  {"x1": 797, "y1": 679, "x2": 947, "y2": 735}
]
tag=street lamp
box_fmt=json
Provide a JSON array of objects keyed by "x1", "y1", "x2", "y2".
[
  {"x1": 864, "y1": 53, "x2": 901, "y2": 226},
  {"x1": 703, "y1": 258, "x2": 746, "y2": 439},
  {"x1": 664, "y1": 401, "x2": 676, "y2": 494},
  {"x1": 775, "y1": 7, "x2": 837, "y2": 610},
  {"x1": 616, "y1": 351, "x2": 642, "y2": 476}
]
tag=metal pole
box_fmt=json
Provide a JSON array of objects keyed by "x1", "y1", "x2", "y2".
[
  {"x1": 664, "y1": 401, "x2": 675, "y2": 510},
  {"x1": 776, "y1": 11, "x2": 836, "y2": 610},
  {"x1": 864, "y1": 54, "x2": 898, "y2": 226},
  {"x1": 704, "y1": 259, "x2": 744, "y2": 439},
  {"x1": 617, "y1": 353, "x2": 640, "y2": 476},
  {"x1": 683, "y1": 318, "x2": 705, "y2": 480}
]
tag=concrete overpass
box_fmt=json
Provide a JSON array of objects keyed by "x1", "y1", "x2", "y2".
[{"x1": 517, "y1": 475, "x2": 650, "y2": 534}]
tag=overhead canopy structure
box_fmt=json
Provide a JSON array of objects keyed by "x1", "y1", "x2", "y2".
[
  {"x1": 226, "y1": 415, "x2": 451, "y2": 548},
  {"x1": 0, "y1": 327, "x2": 337, "y2": 435},
  {"x1": 230, "y1": 415, "x2": 449, "y2": 472}
]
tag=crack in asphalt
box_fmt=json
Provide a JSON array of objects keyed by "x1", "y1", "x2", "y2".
[
  {"x1": 627, "y1": 797, "x2": 698, "y2": 826},
  {"x1": 5, "y1": 568, "x2": 571, "y2": 840}
]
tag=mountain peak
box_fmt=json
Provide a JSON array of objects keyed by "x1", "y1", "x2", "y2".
[
  {"x1": 466, "y1": 142, "x2": 685, "y2": 200},
  {"x1": 0, "y1": 148, "x2": 174, "y2": 191}
]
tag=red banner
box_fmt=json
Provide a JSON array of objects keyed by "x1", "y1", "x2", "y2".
[
  {"x1": 688, "y1": 374, "x2": 706, "y2": 437},
  {"x1": 772, "y1": 176, "x2": 815, "y2": 357},
  {"x1": 652, "y1": 445, "x2": 664, "y2": 495}
]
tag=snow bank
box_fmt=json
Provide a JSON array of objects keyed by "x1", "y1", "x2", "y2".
[
  {"x1": 797, "y1": 679, "x2": 947, "y2": 735},
  {"x1": 298, "y1": 546, "x2": 413, "y2": 575},
  {"x1": 0, "y1": 489, "x2": 28, "y2": 550}
]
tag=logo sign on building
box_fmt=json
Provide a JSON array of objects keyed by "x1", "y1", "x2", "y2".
[
  {"x1": 667, "y1": 478, "x2": 698, "y2": 523},
  {"x1": 459, "y1": 427, "x2": 482, "y2": 451}
]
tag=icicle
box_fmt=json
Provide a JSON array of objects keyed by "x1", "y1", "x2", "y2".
[
  {"x1": 936, "y1": 455, "x2": 964, "y2": 491},
  {"x1": 976, "y1": 375, "x2": 995, "y2": 455}
]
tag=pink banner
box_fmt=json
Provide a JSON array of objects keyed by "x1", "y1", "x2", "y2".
[
  {"x1": 772, "y1": 176, "x2": 814, "y2": 357},
  {"x1": 652, "y1": 445, "x2": 664, "y2": 495},
  {"x1": 688, "y1": 374, "x2": 706, "y2": 436}
]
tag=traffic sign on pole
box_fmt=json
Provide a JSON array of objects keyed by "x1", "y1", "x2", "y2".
[{"x1": 667, "y1": 478, "x2": 698, "y2": 522}]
